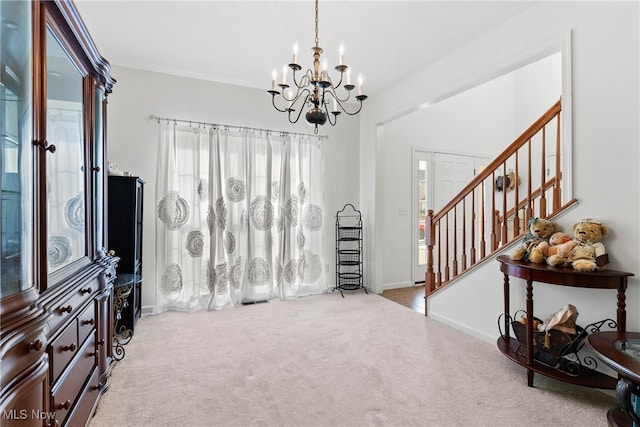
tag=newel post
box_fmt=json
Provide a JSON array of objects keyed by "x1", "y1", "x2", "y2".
[{"x1": 425, "y1": 209, "x2": 436, "y2": 296}]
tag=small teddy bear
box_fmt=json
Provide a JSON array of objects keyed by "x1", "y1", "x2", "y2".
[
  {"x1": 545, "y1": 231, "x2": 572, "y2": 258},
  {"x1": 510, "y1": 217, "x2": 559, "y2": 263},
  {"x1": 547, "y1": 219, "x2": 609, "y2": 271}
]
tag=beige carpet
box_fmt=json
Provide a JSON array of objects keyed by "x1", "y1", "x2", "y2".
[{"x1": 89, "y1": 292, "x2": 614, "y2": 427}]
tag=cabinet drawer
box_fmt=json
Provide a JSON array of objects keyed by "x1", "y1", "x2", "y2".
[
  {"x1": 48, "y1": 321, "x2": 79, "y2": 384},
  {"x1": 48, "y1": 281, "x2": 97, "y2": 333},
  {"x1": 77, "y1": 302, "x2": 96, "y2": 346},
  {"x1": 64, "y1": 366, "x2": 101, "y2": 427},
  {"x1": 50, "y1": 333, "x2": 96, "y2": 426}
]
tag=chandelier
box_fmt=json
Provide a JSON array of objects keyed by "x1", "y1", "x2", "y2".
[{"x1": 268, "y1": 0, "x2": 367, "y2": 133}]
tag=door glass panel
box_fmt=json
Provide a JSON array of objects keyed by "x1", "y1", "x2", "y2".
[
  {"x1": 1, "y1": 0, "x2": 33, "y2": 297},
  {"x1": 94, "y1": 86, "x2": 104, "y2": 252},
  {"x1": 46, "y1": 27, "x2": 86, "y2": 273},
  {"x1": 417, "y1": 159, "x2": 427, "y2": 266}
]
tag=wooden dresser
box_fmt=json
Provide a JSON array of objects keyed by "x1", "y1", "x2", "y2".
[{"x1": 0, "y1": 1, "x2": 116, "y2": 425}]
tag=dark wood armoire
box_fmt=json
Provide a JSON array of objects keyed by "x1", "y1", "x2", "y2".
[
  {"x1": 108, "y1": 176, "x2": 144, "y2": 334},
  {"x1": 0, "y1": 1, "x2": 117, "y2": 425}
]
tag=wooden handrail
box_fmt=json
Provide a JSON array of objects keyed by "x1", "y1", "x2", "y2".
[
  {"x1": 425, "y1": 99, "x2": 576, "y2": 298},
  {"x1": 431, "y1": 100, "x2": 561, "y2": 224}
]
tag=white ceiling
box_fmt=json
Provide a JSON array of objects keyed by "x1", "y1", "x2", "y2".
[{"x1": 74, "y1": 1, "x2": 536, "y2": 96}]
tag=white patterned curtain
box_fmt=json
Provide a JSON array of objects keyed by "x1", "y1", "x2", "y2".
[
  {"x1": 46, "y1": 108, "x2": 85, "y2": 272},
  {"x1": 155, "y1": 123, "x2": 326, "y2": 312}
]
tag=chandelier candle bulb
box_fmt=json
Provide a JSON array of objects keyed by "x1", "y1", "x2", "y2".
[
  {"x1": 339, "y1": 43, "x2": 344, "y2": 65},
  {"x1": 272, "y1": 68, "x2": 277, "y2": 91},
  {"x1": 347, "y1": 68, "x2": 351, "y2": 85},
  {"x1": 358, "y1": 74, "x2": 363, "y2": 96},
  {"x1": 282, "y1": 67, "x2": 287, "y2": 85},
  {"x1": 292, "y1": 42, "x2": 298, "y2": 64}
]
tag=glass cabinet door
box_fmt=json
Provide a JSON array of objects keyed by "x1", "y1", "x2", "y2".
[
  {"x1": 0, "y1": 1, "x2": 33, "y2": 298},
  {"x1": 93, "y1": 84, "x2": 105, "y2": 254},
  {"x1": 45, "y1": 26, "x2": 87, "y2": 274}
]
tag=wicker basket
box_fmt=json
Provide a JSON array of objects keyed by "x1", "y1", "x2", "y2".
[{"x1": 511, "y1": 318, "x2": 584, "y2": 366}]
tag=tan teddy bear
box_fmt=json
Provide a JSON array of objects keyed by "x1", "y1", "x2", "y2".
[
  {"x1": 510, "y1": 217, "x2": 559, "y2": 263},
  {"x1": 546, "y1": 219, "x2": 609, "y2": 271}
]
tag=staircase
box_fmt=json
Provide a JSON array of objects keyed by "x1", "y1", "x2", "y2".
[{"x1": 425, "y1": 99, "x2": 576, "y2": 296}]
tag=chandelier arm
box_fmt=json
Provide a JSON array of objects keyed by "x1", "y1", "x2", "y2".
[
  {"x1": 332, "y1": 72, "x2": 344, "y2": 90},
  {"x1": 329, "y1": 88, "x2": 353, "y2": 104},
  {"x1": 291, "y1": 68, "x2": 314, "y2": 90},
  {"x1": 271, "y1": 94, "x2": 291, "y2": 113},
  {"x1": 289, "y1": 99, "x2": 308, "y2": 124},
  {"x1": 323, "y1": 89, "x2": 338, "y2": 110},
  {"x1": 282, "y1": 87, "x2": 300, "y2": 103},
  {"x1": 291, "y1": 88, "x2": 312, "y2": 109},
  {"x1": 286, "y1": 89, "x2": 312, "y2": 124},
  {"x1": 336, "y1": 99, "x2": 365, "y2": 116},
  {"x1": 290, "y1": 68, "x2": 303, "y2": 88},
  {"x1": 324, "y1": 89, "x2": 360, "y2": 116}
]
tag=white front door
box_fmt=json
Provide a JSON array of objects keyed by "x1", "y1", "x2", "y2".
[
  {"x1": 411, "y1": 150, "x2": 484, "y2": 284},
  {"x1": 433, "y1": 152, "x2": 476, "y2": 211}
]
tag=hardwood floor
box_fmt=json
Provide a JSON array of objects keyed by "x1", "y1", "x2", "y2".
[{"x1": 380, "y1": 285, "x2": 425, "y2": 314}]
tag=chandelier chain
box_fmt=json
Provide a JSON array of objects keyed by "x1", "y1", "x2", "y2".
[{"x1": 314, "y1": 0, "x2": 319, "y2": 47}]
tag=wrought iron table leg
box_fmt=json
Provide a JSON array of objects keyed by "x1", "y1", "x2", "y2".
[{"x1": 113, "y1": 283, "x2": 133, "y2": 361}]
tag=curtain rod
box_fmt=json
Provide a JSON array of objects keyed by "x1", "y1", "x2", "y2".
[{"x1": 149, "y1": 115, "x2": 328, "y2": 140}]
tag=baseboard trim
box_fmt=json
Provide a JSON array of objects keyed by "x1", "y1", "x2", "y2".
[
  {"x1": 382, "y1": 281, "x2": 414, "y2": 291},
  {"x1": 427, "y1": 310, "x2": 496, "y2": 345},
  {"x1": 141, "y1": 305, "x2": 155, "y2": 315}
]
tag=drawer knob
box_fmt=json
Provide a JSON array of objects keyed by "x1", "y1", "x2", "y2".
[
  {"x1": 27, "y1": 340, "x2": 42, "y2": 352},
  {"x1": 80, "y1": 287, "x2": 92, "y2": 294},
  {"x1": 82, "y1": 319, "x2": 95, "y2": 326},
  {"x1": 56, "y1": 400, "x2": 71, "y2": 410},
  {"x1": 57, "y1": 305, "x2": 73, "y2": 314},
  {"x1": 62, "y1": 343, "x2": 77, "y2": 352}
]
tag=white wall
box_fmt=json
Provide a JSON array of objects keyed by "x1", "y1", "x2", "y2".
[
  {"x1": 105, "y1": 66, "x2": 360, "y2": 310},
  {"x1": 379, "y1": 74, "x2": 515, "y2": 288},
  {"x1": 361, "y1": 1, "x2": 639, "y2": 342},
  {"x1": 515, "y1": 53, "x2": 563, "y2": 132}
]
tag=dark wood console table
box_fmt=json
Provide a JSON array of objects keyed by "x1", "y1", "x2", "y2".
[
  {"x1": 497, "y1": 254, "x2": 634, "y2": 388},
  {"x1": 586, "y1": 331, "x2": 640, "y2": 427}
]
